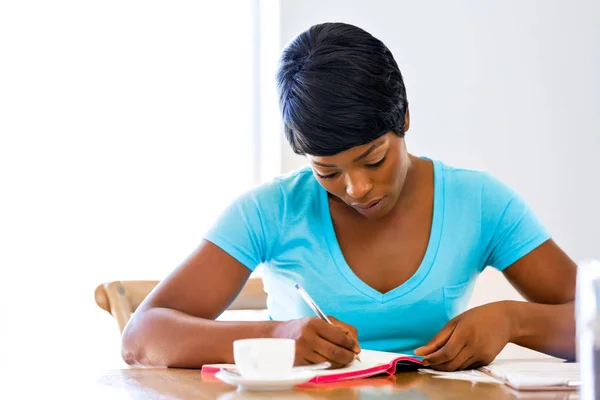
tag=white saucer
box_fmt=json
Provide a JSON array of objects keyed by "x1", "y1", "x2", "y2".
[{"x1": 215, "y1": 370, "x2": 315, "y2": 392}]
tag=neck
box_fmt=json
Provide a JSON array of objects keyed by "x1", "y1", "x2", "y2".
[{"x1": 390, "y1": 154, "x2": 427, "y2": 214}]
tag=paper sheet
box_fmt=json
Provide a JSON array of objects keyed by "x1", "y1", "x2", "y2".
[
  {"x1": 418, "y1": 359, "x2": 580, "y2": 389},
  {"x1": 481, "y1": 360, "x2": 580, "y2": 388},
  {"x1": 418, "y1": 368, "x2": 500, "y2": 383}
]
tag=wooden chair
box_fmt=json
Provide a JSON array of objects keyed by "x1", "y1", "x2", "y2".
[{"x1": 94, "y1": 277, "x2": 267, "y2": 333}]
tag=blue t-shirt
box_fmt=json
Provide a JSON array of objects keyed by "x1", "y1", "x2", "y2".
[{"x1": 204, "y1": 159, "x2": 550, "y2": 355}]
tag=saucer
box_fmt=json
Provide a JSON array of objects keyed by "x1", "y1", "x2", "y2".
[{"x1": 215, "y1": 370, "x2": 315, "y2": 392}]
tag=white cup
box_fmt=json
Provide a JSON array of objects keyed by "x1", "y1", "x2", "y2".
[{"x1": 233, "y1": 338, "x2": 296, "y2": 379}]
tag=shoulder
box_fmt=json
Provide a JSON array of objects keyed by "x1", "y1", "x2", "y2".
[
  {"x1": 431, "y1": 159, "x2": 549, "y2": 271},
  {"x1": 231, "y1": 165, "x2": 320, "y2": 219},
  {"x1": 203, "y1": 166, "x2": 320, "y2": 266},
  {"x1": 244, "y1": 165, "x2": 318, "y2": 204},
  {"x1": 431, "y1": 159, "x2": 528, "y2": 227},
  {"x1": 273, "y1": 165, "x2": 320, "y2": 197},
  {"x1": 432, "y1": 158, "x2": 541, "y2": 229},
  {"x1": 433, "y1": 159, "x2": 516, "y2": 202},
  {"x1": 434, "y1": 159, "x2": 496, "y2": 187}
]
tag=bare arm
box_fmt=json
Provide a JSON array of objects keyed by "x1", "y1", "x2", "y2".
[
  {"x1": 121, "y1": 240, "x2": 278, "y2": 367},
  {"x1": 121, "y1": 240, "x2": 360, "y2": 368},
  {"x1": 502, "y1": 239, "x2": 577, "y2": 360},
  {"x1": 415, "y1": 239, "x2": 577, "y2": 370}
]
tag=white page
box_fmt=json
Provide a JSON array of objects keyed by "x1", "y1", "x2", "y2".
[
  {"x1": 312, "y1": 349, "x2": 414, "y2": 377},
  {"x1": 418, "y1": 368, "x2": 500, "y2": 383},
  {"x1": 481, "y1": 360, "x2": 580, "y2": 388}
]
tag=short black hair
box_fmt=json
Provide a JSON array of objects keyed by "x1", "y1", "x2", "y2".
[{"x1": 276, "y1": 22, "x2": 408, "y2": 156}]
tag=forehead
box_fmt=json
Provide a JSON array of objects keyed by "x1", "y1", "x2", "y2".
[{"x1": 308, "y1": 136, "x2": 389, "y2": 167}]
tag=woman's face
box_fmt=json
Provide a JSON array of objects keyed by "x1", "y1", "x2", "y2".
[{"x1": 307, "y1": 131, "x2": 411, "y2": 219}]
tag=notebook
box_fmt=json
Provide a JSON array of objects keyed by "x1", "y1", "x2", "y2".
[
  {"x1": 479, "y1": 360, "x2": 580, "y2": 391},
  {"x1": 419, "y1": 359, "x2": 580, "y2": 391},
  {"x1": 201, "y1": 349, "x2": 423, "y2": 383}
]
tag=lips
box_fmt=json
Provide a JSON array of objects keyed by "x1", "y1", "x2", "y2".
[{"x1": 352, "y1": 197, "x2": 383, "y2": 210}]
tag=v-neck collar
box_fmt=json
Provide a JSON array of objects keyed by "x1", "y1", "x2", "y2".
[{"x1": 319, "y1": 158, "x2": 445, "y2": 303}]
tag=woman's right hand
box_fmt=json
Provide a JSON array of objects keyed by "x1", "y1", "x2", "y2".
[{"x1": 271, "y1": 316, "x2": 361, "y2": 368}]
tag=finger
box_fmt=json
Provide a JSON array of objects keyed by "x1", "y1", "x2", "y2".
[
  {"x1": 294, "y1": 356, "x2": 312, "y2": 366},
  {"x1": 303, "y1": 351, "x2": 329, "y2": 364},
  {"x1": 430, "y1": 346, "x2": 472, "y2": 372},
  {"x1": 328, "y1": 316, "x2": 358, "y2": 337},
  {"x1": 312, "y1": 336, "x2": 357, "y2": 366},
  {"x1": 334, "y1": 321, "x2": 358, "y2": 340},
  {"x1": 345, "y1": 327, "x2": 359, "y2": 344},
  {"x1": 458, "y1": 356, "x2": 477, "y2": 371},
  {"x1": 313, "y1": 320, "x2": 359, "y2": 353},
  {"x1": 328, "y1": 317, "x2": 360, "y2": 349},
  {"x1": 414, "y1": 322, "x2": 456, "y2": 356},
  {"x1": 469, "y1": 360, "x2": 488, "y2": 369},
  {"x1": 422, "y1": 331, "x2": 466, "y2": 366}
]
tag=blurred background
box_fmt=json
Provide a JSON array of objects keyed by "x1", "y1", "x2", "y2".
[{"x1": 1, "y1": 0, "x2": 598, "y2": 369}]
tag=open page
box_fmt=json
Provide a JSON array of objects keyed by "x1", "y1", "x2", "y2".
[
  {"x1": 312, "y1": 349, "x2": 402, "y2": 376},
  {"x1": 309, "y1": 349, "x2": 421, "y2": 382},
  {"x1": 202, "y1": 349, "x2": 421, "y2": 383}
]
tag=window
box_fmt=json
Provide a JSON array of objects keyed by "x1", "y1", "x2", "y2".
[{"x1": 0, "y1": 1, "x2": 279, "y2": 368}]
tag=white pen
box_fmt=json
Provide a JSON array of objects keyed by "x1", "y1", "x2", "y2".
[{"x1": 294, "y1": 283, "x2": 361, "y2": 362}]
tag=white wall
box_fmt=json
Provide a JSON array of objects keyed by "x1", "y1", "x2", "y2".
[{"x1": 277, "y1": 0, "x2": 600, "y2": 307}]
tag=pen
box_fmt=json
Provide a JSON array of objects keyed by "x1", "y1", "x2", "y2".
[{"x1": 294, "y1": 283, "x2": 361, "y2": 362}]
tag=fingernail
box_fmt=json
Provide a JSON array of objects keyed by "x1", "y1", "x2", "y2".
[{"x1": 422, "y1": 360, "x2": 429, "y2": 367}]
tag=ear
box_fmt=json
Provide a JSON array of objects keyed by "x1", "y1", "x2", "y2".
[{"x1": 403, "y1": 106, "x2": 410, "y2": 133}]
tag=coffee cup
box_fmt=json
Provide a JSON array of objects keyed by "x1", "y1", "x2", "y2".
[{"x1": 233, "y1": 338, "x2": 296, "y2": 379}]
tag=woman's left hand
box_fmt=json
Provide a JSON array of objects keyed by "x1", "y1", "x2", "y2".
[{"x1": 414, "y1": 301, "x2": 514, "y2": 371}]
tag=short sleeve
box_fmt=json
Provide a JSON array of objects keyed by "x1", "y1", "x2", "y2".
[
  {"x1": 203, "y1": 180, "x2": 283, "y2": 272},
  {"x1": 480, "y1": 173, "x2": 551, "y2": 272}
]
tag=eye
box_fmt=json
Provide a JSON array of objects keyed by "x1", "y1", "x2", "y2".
[
  {"x1": 366, "y1": 157, "x2": 386, "y2": 168},
  {"x1": 316, "y1": 171, "x2": 339, "y2": 179}
]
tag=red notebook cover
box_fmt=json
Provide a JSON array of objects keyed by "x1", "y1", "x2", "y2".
[{"x1": 201, "y1": 349, "x2": 422, "y2": 384}]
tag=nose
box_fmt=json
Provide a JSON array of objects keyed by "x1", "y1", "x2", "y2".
[{"x1": 345, "y1": 171, "x2": 372, "y2": 200}]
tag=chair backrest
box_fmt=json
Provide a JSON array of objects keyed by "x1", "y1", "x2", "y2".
[{"x1": 94, "y1": 277, "x2": 267, "y2": 333}]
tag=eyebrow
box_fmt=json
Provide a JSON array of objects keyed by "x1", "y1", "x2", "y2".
[{"x1": 312, "y1": 142, "x2": 384, "y2": 168}]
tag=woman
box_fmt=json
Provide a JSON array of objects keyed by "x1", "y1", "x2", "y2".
[{"x1": 121, "y1": 22, "x2": 576, "y2": 372}]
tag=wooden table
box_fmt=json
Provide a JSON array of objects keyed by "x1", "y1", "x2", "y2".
[{"x1": 17, "y1": 366, "x2": 576, "y2": 399}]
